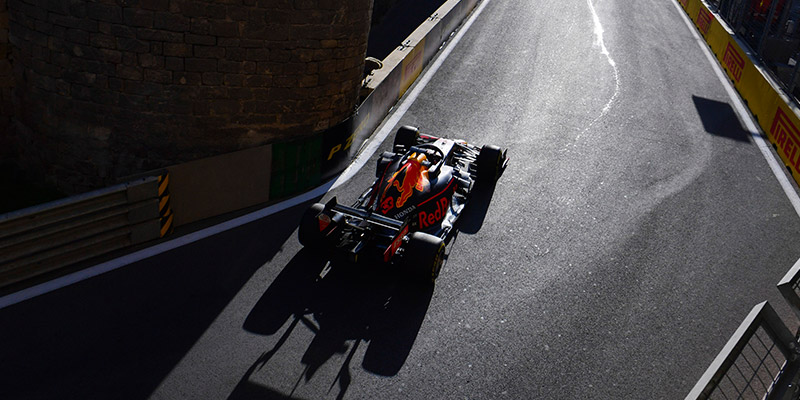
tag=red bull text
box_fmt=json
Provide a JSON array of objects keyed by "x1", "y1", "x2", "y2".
[{"x1": 419, "y1": 197, "x2": 449, "y2": 229}]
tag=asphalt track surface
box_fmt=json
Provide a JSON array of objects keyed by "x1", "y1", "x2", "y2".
[{"x1": 4, "y1": 0, "x2": 800, "y2": 399}]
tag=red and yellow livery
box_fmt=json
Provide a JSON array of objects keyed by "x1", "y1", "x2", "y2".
[{"x1": 298, "y1": 126, "x2": 508, "y2": 285}]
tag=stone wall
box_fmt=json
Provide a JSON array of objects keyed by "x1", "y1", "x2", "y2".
[
  {"x1": 7, "y1": 0, "x2": 372, "y2": 193},
  {"x1": 0, "y1": 0, "x2": 11, "y2": 159}
]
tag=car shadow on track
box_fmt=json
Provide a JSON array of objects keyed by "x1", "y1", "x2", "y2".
[
  {"x1": 456, "y1": 178, "x2": 500, "y2": 235},
  {"x1": 233, "y1": 250, "x2": 433, "y2": 399},
  {"x1": 0, "y1": 200, "x2": 314, "y2": 400}
]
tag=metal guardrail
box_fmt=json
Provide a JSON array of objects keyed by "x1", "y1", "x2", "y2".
[
  {"x1": 686, "y1": 302, "x2": 800, "y2": 400},
  {"x1": 687, "y1": 256, "x2": 800, "y2": 399},
  {"x1": 0, "y1": 173, "x2": 173, "y2": 288}
]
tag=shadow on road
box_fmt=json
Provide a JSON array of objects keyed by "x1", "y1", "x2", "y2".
[
  {"x1": 692, "y1": 95, "x2": 751, "y2": 143},
  {"x1": 457, "y1": 176, "x2": 501, "y2": 234},
  {"x1": 0, "y1": 201, "x2": 314, "y2": 400},
  {"x1": 235, "y1": 250, "x2": 433, "y2": 399},
  {"x1": 230, "y1": 164, "x2": 503, "y2": 398}
]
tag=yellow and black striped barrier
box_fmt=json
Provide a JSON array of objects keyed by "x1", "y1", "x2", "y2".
[{"x1": 158, "y1": 172, "x2": 174, "y2": 238}]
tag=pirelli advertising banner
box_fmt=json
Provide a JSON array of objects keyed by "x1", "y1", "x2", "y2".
[
  {"x1": 399, "y1": 39, "x2": 426, "y2": 99},
  {"x1": 677, "y1": 0, "x2": 800, "y2": 183}
]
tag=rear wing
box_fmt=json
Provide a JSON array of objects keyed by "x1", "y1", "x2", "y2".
[
  {"x1": 324, "y1": 197, "x2": 405, "y2": 231},
  {"x1": 322, "y1": 197, "x2": 409, "y2": 262}
]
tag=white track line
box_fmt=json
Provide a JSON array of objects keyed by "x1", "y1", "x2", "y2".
[
  {"x1": 0, "y1": 0, "x2": 493, "y2": 310},
  {"x1": 670, "y1": 0, "x2": 800, "y2": 216}
]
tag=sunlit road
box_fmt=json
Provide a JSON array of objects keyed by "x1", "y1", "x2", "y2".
[{"x1": 4, "y1": 1, "x2": 800, "y2": 399}]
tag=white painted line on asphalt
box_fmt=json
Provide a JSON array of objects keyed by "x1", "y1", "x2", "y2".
[
  {"x1": 332, "y1": 0, "x2": 493, "y2": 189},
  {"x1": 671, "y1": 0, "x2": 800, "y2": 217},
  {"x1": 0, "y1": 0, "x2": 493, "y2": 310}
]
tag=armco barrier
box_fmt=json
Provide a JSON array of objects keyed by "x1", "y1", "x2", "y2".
[
  {"x1": 677, "y1": 0, "x2": 800, "y2": 186},
  {"x1": 0, "y1": 174, "x2": 171, "y2": 288}
]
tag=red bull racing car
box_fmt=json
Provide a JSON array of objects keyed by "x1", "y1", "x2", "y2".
[{"x1": 298, "y1": 126, "x2": 508, "y2": 284}]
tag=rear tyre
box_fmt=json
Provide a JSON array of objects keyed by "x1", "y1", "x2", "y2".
[
  {"x1": 403, "y1": 232, "x2": 445, "y2": 284},
  {"x1": 476, "y1": 144, "x2": 503, "y2": 185},
  {"x1": 298, "y1": 203, "x2": 326, "y2": 248},
  {"x1": 394, "y1": 126, "x2": 419, "y2": 151}
]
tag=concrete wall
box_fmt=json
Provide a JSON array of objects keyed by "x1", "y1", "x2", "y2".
[{"x1": 6, "y1": 0, "x2": 372, "y2": 194}]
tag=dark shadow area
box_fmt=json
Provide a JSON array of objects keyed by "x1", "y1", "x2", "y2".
[
  {"x1": 234, "y1": 251, "x2": 433, "y2": 399},
  {"x1": 457, "y1": 175, "x2": 501, "y2": 234},
  {"x1": 227, "y1": 381, "x2": 309, "y2": 400},
  {"x1": 0, "y1": 199, "x2": 318, "y2": 400},
  {"x1": 367, "y1": 0, "x2": 447, "y2": 60},
  {"x1": 692, "y1": 95, "x2": 752, "y2": 143},
  {"x1": 0, "y1": 165, "x2": 65, "y2": 213}
]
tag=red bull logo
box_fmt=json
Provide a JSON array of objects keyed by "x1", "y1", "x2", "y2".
[
  {"x1": 419, "y1": 197, "x2": 448, "y2": 229},
  {"x1": 383, "y1": 153, "x2": 430, "y2": 210}
]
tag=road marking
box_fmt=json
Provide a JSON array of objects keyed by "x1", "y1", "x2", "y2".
[
  {"x1": 670, "y1": 0, "x2": 800, "y2": 217},
  {"x1": 0, "y1": 0, "x2": 493, "y2": 310}
]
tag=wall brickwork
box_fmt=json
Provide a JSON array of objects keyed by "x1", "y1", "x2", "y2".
[
  {"x1": 0, "y1": 0, "x2": 11, "y2": 158},
  {"x1": 7, "y1": 0, "x2": 372, "y2": 193}
]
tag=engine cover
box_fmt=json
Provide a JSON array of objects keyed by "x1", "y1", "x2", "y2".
[{"x1": 376, "y1": 153, "x2": 456, "y2": 232}]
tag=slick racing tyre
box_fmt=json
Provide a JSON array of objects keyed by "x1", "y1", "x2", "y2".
[
  {"x1": 394, "y1": 126, "x2": 419, "y2": 151},
  {"x1": 298, "y1": 203, "x2": 326, "y2": 249},
  {"x1": 403, "y1": 232, "x2": 445, "y2": 284},
  {"x1": 476, "y1": 144, "x2": 503, "y2": 185}
]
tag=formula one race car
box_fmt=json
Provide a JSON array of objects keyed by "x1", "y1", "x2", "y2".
[{"x1": 298, "y1": 126, "x2": 508, "y2": 284}]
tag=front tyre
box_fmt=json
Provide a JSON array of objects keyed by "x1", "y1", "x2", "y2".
[
  {"x1": 403, "y1": 232, "x2": 445, "y2": 284},
  {"x1": 476, "y1": 144, "x2": 503, "y2": 185},
  {"x1": 394, "y1": 126, "x2": 419, "y2": 151}
]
